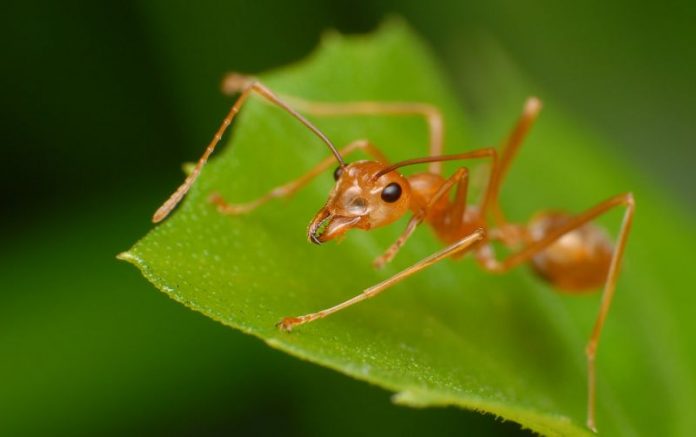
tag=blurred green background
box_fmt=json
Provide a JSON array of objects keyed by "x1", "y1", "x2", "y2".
[{"x1": 3, "y1": 1, "x2": 694, "y2": 435}]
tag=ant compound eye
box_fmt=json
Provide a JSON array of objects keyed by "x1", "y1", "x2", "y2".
[
  {"x1": 333, "y1": 166, "x2": 344, "y2": 181},
  {"x1": 381, "y1": 182, "x2": 402, "y2": 203}
]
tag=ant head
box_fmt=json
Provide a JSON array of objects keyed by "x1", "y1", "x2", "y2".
[{"x1": 308, "y1": 161, "x2": 411, "y2": 244}]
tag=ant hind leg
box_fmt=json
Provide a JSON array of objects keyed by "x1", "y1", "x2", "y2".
[{"x1": 478, "y1": 193, "x2": 635, "y2": 432}]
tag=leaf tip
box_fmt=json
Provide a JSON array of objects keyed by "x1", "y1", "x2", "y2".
[{"x1": 116, "y1": 251, "x2": 136, "y2": 262}]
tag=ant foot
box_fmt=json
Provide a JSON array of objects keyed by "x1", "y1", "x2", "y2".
[
  {"x1": 586, "y1": 418, "x2": 598, "y2": 434},
  {"x1": 208, "y1": 193, "x2": 250, "y2": 215},
  {"x1": 373, "y1": 253, "x2": 395, "y2": 269},
  {"x1": 276, "y1": 316, "x2": 302, "y2": 332},
  {"x1": 372, "y1": 256, "x2": 387, "y2": 270},
  {"x1": 221, "y1": 72, "x2": 254, "y2": 95}
]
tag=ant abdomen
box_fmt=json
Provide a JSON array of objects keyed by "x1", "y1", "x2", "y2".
[{"x1": 528, "y1": 212, "x2": 614, "y2": 292}]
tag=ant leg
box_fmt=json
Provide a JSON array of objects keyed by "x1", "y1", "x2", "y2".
[
  {"x1": 449, "y1": 166, "x2": 470, "y2": 224},
  {"x1": 209, "y1": 140, "x2": 388, "y2": 215},
  {"x1": 373, "y1": 167, "x2": 469, "y2": 269},
  {"x1": 224, "y1": 73, "x2": 444, "y2": 174},
  {"x1": 486, "y1": 97, "x2": 542, "y2": 225},
  {"x1": 478, "y1": 193, "x2": 635, "y2": 432},
  {"x1": 153, "y1": 74, "x2": 345, "y2": 223},
  {"x1": 278, "y1": 228, "x2": 485, "y2": 332}
]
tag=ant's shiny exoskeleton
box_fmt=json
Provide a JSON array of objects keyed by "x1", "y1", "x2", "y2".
[{"x1": 153, "y1": 73, "x2": 634, "y2": 432}]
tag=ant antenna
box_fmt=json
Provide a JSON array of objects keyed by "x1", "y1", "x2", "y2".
[
  {"x1": 373, "y1": 149, "x2": 499, "y2": 216},
  {"x1": 223, "y1": 74, "x2": 346, "y2": 166},
  {"x1": 253, "y1": 86, "x2": 347, "y2": 167},
  {"x1": 373, "y1": 149, "x2": 496, "y2": 180}
]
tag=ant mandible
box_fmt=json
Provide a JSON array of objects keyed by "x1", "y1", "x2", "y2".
[{"x1": 153, "y1": 73, "x2": 634, "y2": 432}]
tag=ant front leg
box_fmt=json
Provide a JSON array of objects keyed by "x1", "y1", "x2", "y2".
[
  {"x1": 278, "y1": 228, "x2": 485, "y2": 332},
  {"x1": 153, "y1": 74, "x2": 346, "y2": 223},
  {"x1": 209, "y1": 140, "x2": 388, "y2": 215},
  {"x1": 477, "y1": 193, "x2": 635, "y2": 432},
  {"x1": 373, "y1": 167, "x2": 469, "y2": 269}
]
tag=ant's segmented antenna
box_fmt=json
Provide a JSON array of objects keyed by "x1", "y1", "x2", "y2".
[
  {"x1": 152, "y1": 74, "x2": 345, "y2": 223},
  {"x1": 372, "y1": 148, "x2": 500, "y2": 217},
  {"x1": 373, "y1": 149, "x2": 497, "y2": 179},
  {"x1": 229, "y1": 76, "x2": 347, "y2": 167}
]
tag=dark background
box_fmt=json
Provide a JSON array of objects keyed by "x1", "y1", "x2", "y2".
[{"x1": 2, "y1": 1, "x2": 694, "y2": 435}]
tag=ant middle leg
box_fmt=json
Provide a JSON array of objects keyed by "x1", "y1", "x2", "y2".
[
  {"x1": 369, "y1": 147, "x2": 498, "y2": 268},
  {"x1": 209, "y1": 140, "x2": 388, "y2": 215},
  {"x1": 477, "y1": 193, "x2": 635, "y2": 432},
  {"x1": 278, "y1": 228, "x2": 485, "y2": 332},
  {"x1": 485, "y1": 97, "x2": 543, "y2": 226}
]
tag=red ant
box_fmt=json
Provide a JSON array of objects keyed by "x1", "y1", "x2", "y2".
[{"x1": 153, "y1": 73, "x2": 635, "y2": 432}]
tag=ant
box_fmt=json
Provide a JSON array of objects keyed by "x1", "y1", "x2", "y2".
[{"x1": 153, "y1": 73, "x2": 634, "y2": 432}]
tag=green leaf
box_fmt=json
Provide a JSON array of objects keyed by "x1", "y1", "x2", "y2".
[{"x1": 120, "y1": 21, "x2": 696, "y2": 436}]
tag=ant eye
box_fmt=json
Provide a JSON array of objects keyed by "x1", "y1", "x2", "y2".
[
  {"x1": 333, "y1": 166, "x2": 344, "y2": 181},
  {"x1": 381, "y1": 182, "x2": 402, "y2": 203}
]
